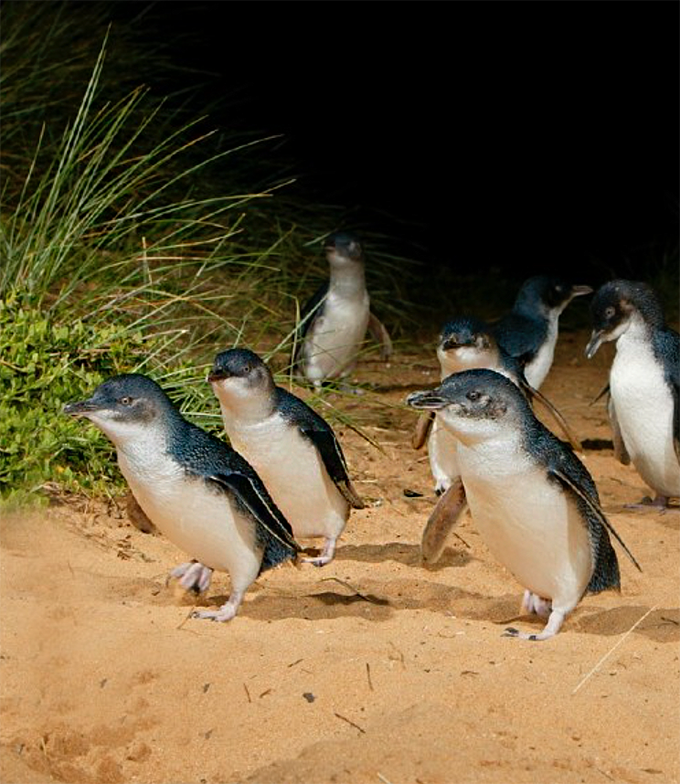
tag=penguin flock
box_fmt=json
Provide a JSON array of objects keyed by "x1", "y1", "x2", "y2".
[{"x1": 64, "y1": 233, "x2": 679, "y2": 641}]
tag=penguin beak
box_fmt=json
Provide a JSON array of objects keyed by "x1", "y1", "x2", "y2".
[
  {"x1": 572, "y1": 284, "x2": 594, "y2": 298},
  {"x1": 406, "y1": 390, "x2": 448, "y2": 411},
  {"x1": 207, "y1": 368, "x2": 228, "y2": 384},
  {"x1": 584, "y1": 330, "x2": 604, "y2": 359},
  {"x1": 441, "y1": 335, "x2": 475, "y2": 351},
  {"x1": 441, "y1": 336, "x2": 465, "y2": 351},
  {"x1": 63, "y1": 398, "x2": 100, "y2": 417}
]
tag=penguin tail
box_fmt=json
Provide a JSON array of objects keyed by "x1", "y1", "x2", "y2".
[
  {"x1": 259, "y1": 536, "x2": 299, "y2": 575},
  {"x1": 587, "y1": 533, "x2": 621, "y2": 595}
]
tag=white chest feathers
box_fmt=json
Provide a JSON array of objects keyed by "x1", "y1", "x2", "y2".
[
  {"x1": 116, "y1": 440, "x2": 261, "y2": 584},
  {"x1": 524, "y1": 316, "x2": 558, "y2": 390},
  {"x1": 456, "y1": 436, "x2": 593, "y2": 610},
  {"x1": 303, "y1": 289, "x2": 371, "y2": 382},
  {"x1": 610, "y1": 330, "x2": 680, "y2": 497},
  {"x1": 223, "y1": 411, "x2": 349, "y2": 542}
]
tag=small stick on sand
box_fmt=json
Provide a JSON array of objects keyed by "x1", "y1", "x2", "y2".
[
  {"x1": 334, "y1": 712, "x2": 366, "y2": 734},
  {"x1": 366, "y1": 662, "x2": 374, "y2": 691},
  {"x1": 176, "y1": 609, "x2": 195, "y2": 630},
  {"x1": 572, "y1": 604, "x2": 658, "y2": 695}
]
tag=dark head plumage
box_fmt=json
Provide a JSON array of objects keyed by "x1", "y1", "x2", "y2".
[
  {"x1": 439, "y1": 316, "x2": 496, "y2": 352},
  {"x1": 324, "y1": 231, "x2": 363, "y2": 264},
  {"x1": 209, "y1": 348, "x2": 274, "y2": 390},
  {"x1": 407, "y1": 368, "x2": 532, "y2": 424},
  {"x1": 63, "y1": 373, "x2": 180, "y2": 427},
  {"x1": 585, "y1": 280, "x2": 667, "y2": 358},
  {"x1": 513, "y1": 276, "x2": 592, "y2": 318}
]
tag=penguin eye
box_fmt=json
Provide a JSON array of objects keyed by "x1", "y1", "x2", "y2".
[
  {"x1": 119, "y1": 396, "x2": 133, "y2": 406},
  {"x1": 467, "y1": 390, "x2": 481, "y2": 402},
  {"x1": 604, "y1": 306, "x2": 616, "y2": 319}
]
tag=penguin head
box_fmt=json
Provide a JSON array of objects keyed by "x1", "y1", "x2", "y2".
[
  {"x1": 407, "y1": 369, "x2": 529, "y2": 444},
  {"x1": 324, "y1": 232, "x2": 364, "y2": 268},
  {"x1": 437, "y1": 317, "x2": 499, "y2": 375},
  {"x1": 208, "y1": 348, "x2": 275, "y2": 410},
  {"x1": 63, "y1": 374, "x2": 175, "y2": 444},
  {"x1": 515, "y1": 276, "x2": 593, "y2": 318},
  {"x1": 585, "y1": 279, "x2": 664, "y2": 358}
]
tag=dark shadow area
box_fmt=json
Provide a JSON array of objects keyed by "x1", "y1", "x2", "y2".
[
  {"x1": 225, "y1": 588, "x2": 396, "y2": 623},
  {"x1": 128, "y1": 569, "x2": 677, "y2": 642},
  {"x1": 334, "y1": 541, "x2": 474, "y2": 569},
  {"x1": 582, "y1": 438, "x2": 615, "y2": 452},
  {"x1": 574, "y1": 605, "x2": 680, "y2": 642}
]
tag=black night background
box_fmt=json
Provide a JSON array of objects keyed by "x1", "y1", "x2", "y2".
[{"x1": 108, "y1": 1, "x2": 679, "y2": 288}]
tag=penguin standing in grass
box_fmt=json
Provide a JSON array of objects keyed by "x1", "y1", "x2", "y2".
[
  {"x1": 64, "y1": 374, "x2": 300, "y2": 622},
  {"x1": 209, "y1": 348, "x2": 365, "y2": 565},
  {"x1": 492, "y1": 276, "x2": 593, "y2": 389},
  {"x1": 294, "y1": 232, "x2": 392, "y2": 387},
  {"x1": 585, "y1": 279, "x2": 679, "y2": 508},
  {"x1": 407, "y1": 369, "x2": 640, "y2": 641}
]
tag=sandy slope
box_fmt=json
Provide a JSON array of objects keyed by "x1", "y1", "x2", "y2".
[{"x1": 1, "y1": 331, "x2": 678, "y2": 784}]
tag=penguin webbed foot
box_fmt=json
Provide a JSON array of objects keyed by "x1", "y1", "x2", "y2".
[
  {"x1": 625, "y1": 494, "x2": 677, "y2": 512},
  {"x1": 301, "y1": 537, "x2": 337, "y2": 567},
  {"x1": 169, "y1": 561, "x2": 213, "y2": 594},
  {"x1": 502, "y1": 607, "x2": 566, "y2": 641},
  {"x1": 192, "y1": 590, "x2": 244, "y2": 623}
]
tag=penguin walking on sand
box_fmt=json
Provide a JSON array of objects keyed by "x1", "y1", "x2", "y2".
[
  {"x1": 407, "y1": 369, "x2": 641, "y2": 641},
  {"x1": 585, "y1": 279, "x2": 679, "y2": 509},
  {"x1": 413, "y1": 316, "x2": 581, "y2": 497},
  {"x1": 209, "y1": 348, "x2": 365, "y2": 565},
  {"x1": 492, "y1": 276, "x2": 593, "y2": 389},
  {"x1": 64, "y1": 374, "x2": 300, "y2": 622},
  {"x1": 294, "y1": 232, "x2": 392, "y2": 388}
]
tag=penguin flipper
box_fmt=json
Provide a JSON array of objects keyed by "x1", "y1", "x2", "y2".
[
  {"x1": 299, "y1": 426, "x2": 365, "y2": 509},
  {"x1": 547, "y1": 467, "x2": 641, "y2": 573},
  {"x1": 421, "y1": 479, "x2": 467, "y2": 565},
  {"x1": 275, "y1": 387, "x2": 364, "y2": 508},
  {"x1": 588, "y1": 383, "x2": 630, "y2": 463},
  {"x1": 368, "y1": 312, "x2": 393, "y2": 361},
  {"x1": 519, "y1": 378, "x2": 581, "y2": 452},
  {"x1": 607, "y1": 396, "x2": 631, "y2": 465},
  {"x1": 207, "y1": 472, "x2": 300, "y2": 557},
  {"x1": 412, "y1": 411, "x2": 435, "y2": 450}
]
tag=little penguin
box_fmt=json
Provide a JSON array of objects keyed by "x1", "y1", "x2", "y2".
[
  {"x1": 64, "y1": 374, "x2": 300, "y2": 622},
  {"x1": 294, "y1": 232, "x2": 392, "y2": 387},
  {"x1": 492, "y1": 275, "x2": 593, "y2": 389},
  {"x1": 407, "y1": 369, "x2": 641, "y2": 641},
  {"x1": 413, "y1": 316, "x2": 580, "y2": 500},
  {"x1": 209, "y1": 348, "x2": 365, "y2": 565},
  {"x1": 585, "y1": 279, "x2": 680, "y2": 508}
]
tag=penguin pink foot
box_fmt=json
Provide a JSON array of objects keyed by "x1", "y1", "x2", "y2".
[
  {"x1": 192, "y1": 589, "x2": 245, "y2": 622},
  {"x1": 303, "y1": 536, "x2": 338, "y2": 567},
  {"x1": 625, "y1": 494, "x2": 678, "y2": 512},
  {"x1": 170, "y1": 560, "x2": 213, "y2": 593},
  {"x1": 504, "y1": 608, "x2": 567, "y2": 642}
]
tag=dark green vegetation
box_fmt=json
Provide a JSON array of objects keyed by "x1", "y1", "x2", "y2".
[{"x1": 0, "y1": 2, "x2": 414, "y2": 505}]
